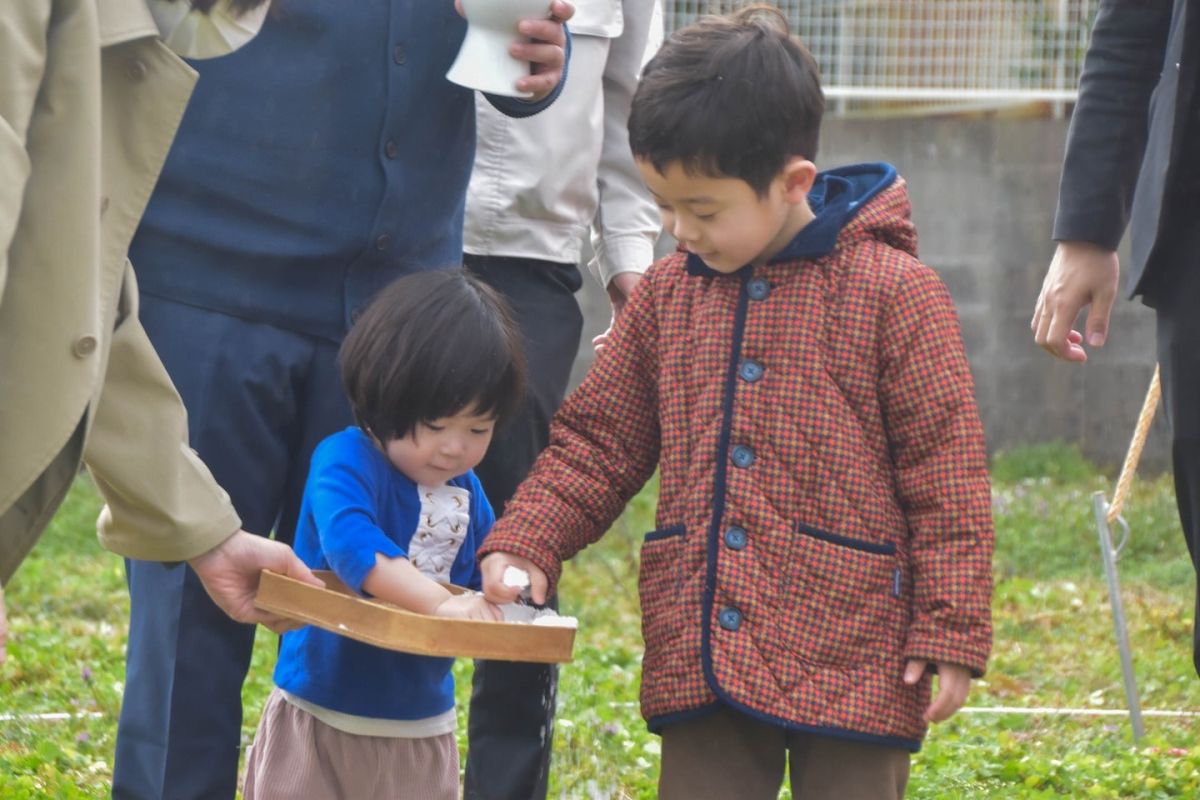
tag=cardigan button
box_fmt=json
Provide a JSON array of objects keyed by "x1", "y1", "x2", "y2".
[
  {"x1": 747, "y1": 278, "x2": 770, "y2": 300},
  {"x1": 72, "y1": 335, "x2": 98, "y2": 358},
  {"x1": 718, "y1": 607, "x2": 742, "y2": 631},
  {"x1": 126, "y1": 59, "x2": 148, "y2": 82},
  {"x1": 731, "y1": 445, "x2": 754, "y2": 468},
  {"x1": 724, "y1": 527, "x2": 747, "y2": 550},
  {"x1": 739, "y1": 359, "x2": 764, "y2": 383}
]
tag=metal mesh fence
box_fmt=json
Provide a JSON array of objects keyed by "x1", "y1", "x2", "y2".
[{"x1": 661, "y1": 1, "x2": 1097, "y2": 113}]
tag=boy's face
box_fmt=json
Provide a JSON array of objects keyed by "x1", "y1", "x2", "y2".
[
  {"x1": 637, "y1": 158, "x2": 815, "y2": 274},
  {"x1": 385, "y1": 408, "x2": 496, "y2": 487}
]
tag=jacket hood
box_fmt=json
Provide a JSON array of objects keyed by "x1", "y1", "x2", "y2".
[
  {"x1": 773, "y1": 162, "x2": 918, "y2": 262},
  {"x1": 684, "y1": 162, "x2": 918, "y2": 277}
]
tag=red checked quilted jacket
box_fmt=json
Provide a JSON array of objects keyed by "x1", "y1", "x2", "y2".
[{"x1": 480, "y1": 164, "x2": 994, "y2": 750}]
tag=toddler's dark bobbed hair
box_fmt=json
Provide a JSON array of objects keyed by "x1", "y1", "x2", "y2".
[{"x1": 339, "y1": 269, "x2": 526, "y2": 441}]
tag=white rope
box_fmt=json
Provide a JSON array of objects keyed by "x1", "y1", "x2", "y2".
[
  {"x1": 961, "y1": 706, "x2": 1199, "y2": 718},
  {"x1": 600, "y1": 702, "x2": 1200, "y2": 719},
  {"x1": 10, "y1": 705, "x2": 1200, "y2": 724},
  {"x1": 0, "y1": 711, "x2": 104, "y2": 723}
]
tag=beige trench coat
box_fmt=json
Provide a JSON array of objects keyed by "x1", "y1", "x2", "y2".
[{"x1": 0, "y1": 0, "x2": 241, "y2": 583}]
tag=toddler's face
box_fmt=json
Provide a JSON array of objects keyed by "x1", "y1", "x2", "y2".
[
  {"x1": 637, "y1": 159, "x2": 801, "y2": 274},
  {"x1": 385, "y1": 408, "x2": 496, "y2": 486}
]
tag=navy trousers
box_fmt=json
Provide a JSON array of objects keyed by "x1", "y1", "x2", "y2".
[
  {"x1": 463, "y1": 255, "x2": 584, "y2": 800},
  {"x1": 112, "y1": 296, "x2": 351, "y2": 800}
]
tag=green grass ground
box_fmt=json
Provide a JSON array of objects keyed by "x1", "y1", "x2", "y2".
[{"x1": 2, "y1": 443, "x2": 1198, "y2": 798}]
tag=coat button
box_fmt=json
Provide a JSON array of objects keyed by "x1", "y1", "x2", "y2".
[
  {"x1": 375, "y1": 234, "x2": 392, "y2": 250},
  {"x1": 384, "y1": 139, "x2": 399, "y2": 159},
  {"x1": 126, "y1": 59, "x2": 148, "y2": 82},
  {"x1": 739, "y1": 359, "x2": 763, "y2": 383},
  {"x1": 72, "y1": 335, "x2": 98, "y2": 358},
  {"x1": 731, "y1": 445, "x2": 754, "y2": 468},
  {"x1": 724, "y1": 527, "x2": 747, "y2": 550},
  {"x1": 394, "y1": 45, "x2": 407, "y2": 64},
  {"x1": 100, "y1": 196, "x2": 110, "y2": 217},
  {"x1": 747, "y1": 278, "x2": 770, "y2": 300},
  {"x1": 718, "y1": 607, "x2": 742, "y2": 631}
]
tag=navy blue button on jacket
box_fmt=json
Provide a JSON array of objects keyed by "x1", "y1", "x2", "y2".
[{"x1": 131, "y1": 0, "x2": 563, "y2": 341}]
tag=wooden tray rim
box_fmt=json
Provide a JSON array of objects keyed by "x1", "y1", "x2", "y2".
[{"x1": 254, "y1": 569, "x2": 575, "y2": 664}]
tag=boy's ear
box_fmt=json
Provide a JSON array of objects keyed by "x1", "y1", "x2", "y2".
[{"x1": 780, "y1": 156, "x2": 817, "y2": 203}]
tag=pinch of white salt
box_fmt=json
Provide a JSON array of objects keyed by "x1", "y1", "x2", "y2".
[
  {"x1": 502, "y1": 566, "x2": 531, "y2": 589},
  {"x1": 531, "y1": 614, "x2": 578, "y2": 629},
  {"x1": 499, "y1": 603, "x2": 539, "y2": 623}
]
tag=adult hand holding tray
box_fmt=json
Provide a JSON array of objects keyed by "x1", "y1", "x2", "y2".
[{"x1": 254, "y1": 570, "x2": 575, "y2": 664}]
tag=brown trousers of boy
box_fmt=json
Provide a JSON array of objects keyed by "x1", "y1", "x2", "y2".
[{"x1": 658, "y1": 706, "x2": 910, "y2": 800}]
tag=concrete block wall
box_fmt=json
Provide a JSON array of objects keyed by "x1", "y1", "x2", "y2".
[{"x1": 569, "y1": 117, "x2": 1170, "y2": 471}]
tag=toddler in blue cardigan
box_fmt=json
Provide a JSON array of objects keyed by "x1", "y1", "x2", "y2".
[{"x1": 244, "y1": 269, "x2": 526, "y2": 799}]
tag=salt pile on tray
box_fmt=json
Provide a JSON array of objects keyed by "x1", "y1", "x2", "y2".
[
  {"x1": 497, "y1": 566, "x2": 578, "y2": 628},
  {"x1": 499, "y1": 603, "x2": 578, "y2": 628}
]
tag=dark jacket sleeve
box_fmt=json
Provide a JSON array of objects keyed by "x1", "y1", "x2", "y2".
[{"x1": 1053, "y1": 0, "x2": 1173, "y2": 248}]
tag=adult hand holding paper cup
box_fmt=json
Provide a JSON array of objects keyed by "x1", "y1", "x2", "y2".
[{"x1": 448, "y1": 0, "x2": 574, "y2": 99}]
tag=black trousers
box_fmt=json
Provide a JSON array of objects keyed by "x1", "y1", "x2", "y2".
[
  {"x1": 462, "y1": 254, "x2": 584, "y2": 800},
  {"x1": 1146, "y1": 220, "x2": 1200, "y2": 677}
]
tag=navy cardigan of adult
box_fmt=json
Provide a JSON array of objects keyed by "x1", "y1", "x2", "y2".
[{"x1": 131, "y1": 0, "x2": 568, "y2": 343}]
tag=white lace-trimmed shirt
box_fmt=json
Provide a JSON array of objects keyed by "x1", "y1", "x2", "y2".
[{"x1": 408, "y1": 484, "x2": 472, "y2": 582}]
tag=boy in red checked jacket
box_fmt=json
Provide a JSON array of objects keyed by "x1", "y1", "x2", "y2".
[{"x1": 480, "y1": 7, "x2": 993, "y2": 798}]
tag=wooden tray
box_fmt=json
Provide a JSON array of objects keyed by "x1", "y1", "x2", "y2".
[{"x1": 254, "y1": 570, "x2": 575, "y2": 664}]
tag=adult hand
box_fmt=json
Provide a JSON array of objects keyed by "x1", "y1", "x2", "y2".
[
  {"x1": 512, "y1": 0, "x2": 574, "y2": 100},
  {"x1": 455, "y1": 0, "x2": 574, "y2": 100},
  {"x1": 480, "y1": 551, "x2": 550, "y2": 605},
  {"x1": 593, "y1": 271, "x2": 643, "y2": 352},
  {"x1": 188, "y1": 530, "x2": 324, "y2": 634},
  {"x1": 904, "y1": 659, "x2": 972, "y2": 723},
  {"x1": 1031, "y1": 241, "x2": 1120, "y2": 362}
]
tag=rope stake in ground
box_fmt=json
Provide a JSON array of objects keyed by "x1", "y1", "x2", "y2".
[{"x1": 1093, "y1": 364, "x2": 1162, "y2": 743}]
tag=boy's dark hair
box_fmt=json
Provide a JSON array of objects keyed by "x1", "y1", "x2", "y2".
[
  {"x1": 339, "y1": 269, "x2": 526, "y2": 441},
  {"x1": 628, "y1": 5, "x2": 824, "y2": 196}
]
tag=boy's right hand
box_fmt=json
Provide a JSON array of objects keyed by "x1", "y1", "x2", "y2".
[
  {"x1": 481, "y1": 552, "x2": 549, "y2": 605},
  {"x1": 434, "y1": 592, "x2": 502, "y2": 621}
]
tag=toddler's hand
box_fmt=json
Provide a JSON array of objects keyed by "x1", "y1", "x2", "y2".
[
  {"x1": 481, "y1": 552, "x2": 549, "y2": 605},
  {"x1": 905, "y1": 659, "x2": 972, "y2": 723},
  {"x1": 434, "y1": 592, "x2": 502, "y2": 622}
]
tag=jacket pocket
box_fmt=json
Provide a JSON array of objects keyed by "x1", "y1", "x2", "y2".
[
  {"x1": 638, "y1": 525, "x2": 685, "y2": 670},
  {"x1": 778, "y1": 523, "x2": 904, "y2": 669}
]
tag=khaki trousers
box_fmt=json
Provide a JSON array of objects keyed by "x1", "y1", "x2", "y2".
[
  {"x1": 658, "y1": 706, "x2": 910, "y2": 800},
  {"x1": 244, "y1": 689, "x2": 459, "y2": 800}
]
